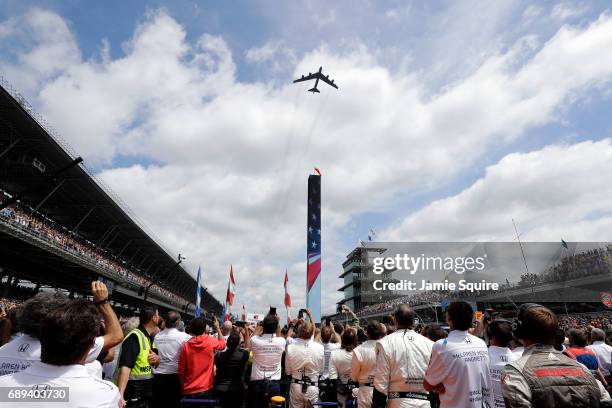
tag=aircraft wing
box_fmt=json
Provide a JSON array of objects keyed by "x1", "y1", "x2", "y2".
[
  {"x1": 318, "y1": 73, "x2": 338, "y2": 89},
  {"x1": 293, "y1": 73, "x2": 319, "y2": 83}
]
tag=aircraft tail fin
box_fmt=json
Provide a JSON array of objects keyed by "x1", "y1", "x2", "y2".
[{"x1": 308, "y1": 87, "x2": 320, "y2": 93}]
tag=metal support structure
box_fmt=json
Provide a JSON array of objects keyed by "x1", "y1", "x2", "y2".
[
  {"x1": 97, "y1": 225, "x2": 118, "y2": 247},
  {"x1": 103, "y1": 230, "x2": 121, "y2": 250},
  {"x1": 116, "y1": 239, "x2": 133, "y2": 257},
  {"x1": 0, "y1": 138, "x2": 20, "y2": 159},
  {"x1": 136, "y1": 254, "x2": 150, "y2": 270},
  {"x1": 33, "y1": 179, "x2": 66, "y2": 212},
  {"x1": 73, "y1": 206, "x2": 96, "y2": 233},
  {"x1": 0, "y1": 157, "x2": 83, "y2": 211},
  {"x1": 128, "y1": 248, "x2": 142, "y2": 264}
]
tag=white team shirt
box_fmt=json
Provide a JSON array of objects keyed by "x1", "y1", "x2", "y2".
[
  {"x1": 285, "y1": 338, "x2": 324, "y2": 382},
  {"x1": 424, "y1": 330, "x2": 491, "y2": 408},
  {"x1": 154, "y1": 328, "x2": 191, "y2": 375},
  {"x1": 250, "y1": 334, "x2": 287, "y2": 381},
  {"x1": 588, "y1": 341, "x2": 612, "y2": 376},
  {"x1": 0, "y1": 362, "x2": 120, "y2": 407},
  {"x1": 0, "y1": 335, "x2": 104, "y2": 376},
  {"x1": 352, "y1": 340, "x2": 378, "y2": 408},
  {"x1": 329, "y1": 348, "x2": 353, "y2": 383},
  {"x1": 374, "y1": 329, "x2": 433, "y2": 395},
  {"x1": 487, "y1": 346, "x2": 520, "y2": 408},
  {"x1": 322, "y1": 342, "x2": 340, "y2": 379}
]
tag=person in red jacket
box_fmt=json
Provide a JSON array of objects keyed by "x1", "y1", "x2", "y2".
[{"x1": 178, "y1": 316, "x2": 225, "y2": 399}]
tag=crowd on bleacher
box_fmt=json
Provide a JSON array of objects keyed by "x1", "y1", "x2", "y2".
[
  {"x1": 0, "y1": 191, "x2": 185, "y2": 305},
  {"x1": 355, "y1": 247, "x2": 612, "y2": 318}
]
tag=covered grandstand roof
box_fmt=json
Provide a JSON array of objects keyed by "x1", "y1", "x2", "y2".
[{"x1": 0, "y1": 77, "x2": 221, "y2": 314}]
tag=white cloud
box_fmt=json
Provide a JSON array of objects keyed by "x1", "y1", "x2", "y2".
[
  {"x1": 3, "y1": 8, "x2": 612, "y2": 314},
  {"x1": 386, "y1": 139, "x2": 612, "y2": 242},
  {"x1": 551, "y1": 3, "x2": 589, "y2": 21}
]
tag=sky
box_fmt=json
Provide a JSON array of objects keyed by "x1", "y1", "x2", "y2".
[{"x1": 2, "y1": 0, "x2": 612, "y2": 318}]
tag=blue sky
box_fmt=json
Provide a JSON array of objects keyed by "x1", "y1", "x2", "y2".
[{"x1": 2, "y1": 1, "x2": 612, "y2": 316}]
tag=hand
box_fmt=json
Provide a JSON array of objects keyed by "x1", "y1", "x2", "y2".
[
  {"x1": 275, "y1": 313, "x2": 280, "y2": 322},
  {"x1": 119, "y1": 398, "x2": 126, "y2": 408},
  {"x1": 147, "y1": 351, "x2": 160, "y2": 365},
  {"x1": 431, "y1": 383, "x2": 446, "y2": 394},
  {"x1": 91, "y1": 281, "x2": 109, "y2": 303},
  {"x1": 306, "y1": 309, "x2": 313, "y2": 318},
  {"x1": 213, "y1": 317, "x2": 220, "y2": 331}
]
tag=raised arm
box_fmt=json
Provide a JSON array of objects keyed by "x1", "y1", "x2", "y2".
[{"x1": 92, "y1": 281, "x2": 123, "y2": 352}]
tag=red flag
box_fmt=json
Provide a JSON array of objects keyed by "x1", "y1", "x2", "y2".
[
  {"x1": 226, "y1": 265, "x2": 236, "y2": 306},
  {"x1": 314, "y1": 167, "x2": 322, "y2": 176},
  {"x1": 284, "y1": 270, "x2": 292, "y2": 308}
]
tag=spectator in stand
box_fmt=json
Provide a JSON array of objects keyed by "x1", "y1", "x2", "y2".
[
  {"x1": 0, "y1": 299, "x2": 120, "y2": 407},
  {"x1": 178, "y1": 316, "x2": 225, "y2": 399},
  {"x1": 0, "y1": 282, "x2": 122, "y2": 377},
  {"x1": 589, "y1": 328, "x2": 612, "y2": 379},
  {"x1": 152, "y1": 311, "x2": 191, "y2": 408},
  {"x1": 486, "y1": 320, "x2": 520, "y2": 408},
  {"x1": 329, "y1": 327, "x2": 358, "y2": 407},
  {"x1": 424, "y1": 301, "x2": 491, "y2": 408},
  {"x1": 214, "y1": 327, "x2": 250, "y2": 408},
  {"x1": 248, "y1": 313, "x2": 286, "y2": 408},
  {"x1": 116, "y1": 307, "x2": 161, "y2": 408},
  {"x1": 352, "y1": 321, "x2": 386, "y2": 408}
]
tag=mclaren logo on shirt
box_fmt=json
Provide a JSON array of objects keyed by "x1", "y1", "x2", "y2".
[
  {"x1": 464, "y1": 337, "x2": 472, "y2": 344},
  {"x1": 18, "y1": 343, "x2": 30, "y2": 353}
]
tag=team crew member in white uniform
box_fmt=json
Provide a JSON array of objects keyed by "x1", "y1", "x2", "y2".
[
  {"x1": 321, "y1": 325, "x2": 340, "y2": 379},
  {"x1": 374, "y1": 304, "x2": 434, "y2": 408},
  {"x1": 352, "y1": 321, "x2": 386, "y2": 408},
  {"x1": 329, "y1": 328, "x2": 358, "y2": 407},
  {"x1": 0, "y1": 281, "x2": 123, "y2": 377},
  {"x1": 152, "y1": 311, "x2": 191, "y2": 408},
  {"x1": 424, "y1": 301, "x2": 491, "y2": 408},
  {"x1": 485, "y1": 319, "x2": 520, "y2": 408},
  {"x1": 0, "y1": 299, "x2": 121, "y2": 407},
  {"x1": 285, "y1": 321, "x2": 324, "y2": 408},
  {"x1": 248, "y1": 313, "x2": 286, "y2": 408}
]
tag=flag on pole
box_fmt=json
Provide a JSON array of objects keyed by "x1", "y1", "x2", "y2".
[
  {"x1": 307, "y1": 173, "x2": 322, "y2": 323},
  {"x1": 368, "y1": 228, "x2": 376, "y2": 242},
  {"x1": 195, "y1": 266, "x2": 202, "y2": 317},
  {"x1": 284, "y1": 270, "x2": 292, "y2": 308},
  {"x1": 242, "y1": 304, "x2": 246, "y2": 320},
  {"x1": 561, "y1": 239, "x2": 568, "y2": 249},
  {"x1": 225, "y1": 265, "x2": 236, "y2": 321},
  {"x1": 226, "y1": 265, "x2": 236, "y2": 306}
]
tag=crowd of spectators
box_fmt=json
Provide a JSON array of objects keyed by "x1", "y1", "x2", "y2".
[
  {"x1": 3, "y1": 285, "x2": 612, "y2": 408},
  {"x1": 0, "y1": 190, "x2": 185, "y2": 305},
  {"x1": 355, "y1": 247, "x2": 612, "y2": 318}
]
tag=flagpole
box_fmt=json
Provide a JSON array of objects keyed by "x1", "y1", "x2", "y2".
[{"x1": 512, "y1": 218, "x2": 529, "y2": 275}]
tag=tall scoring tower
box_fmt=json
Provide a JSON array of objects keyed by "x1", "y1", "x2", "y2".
[{"x1": 307, "y1": 172, "x2": 321, "y2": 323}]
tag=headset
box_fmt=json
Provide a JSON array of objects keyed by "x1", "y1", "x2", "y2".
[{"x1": 511, "y1": 303, "x2": 542, "y2": 339}]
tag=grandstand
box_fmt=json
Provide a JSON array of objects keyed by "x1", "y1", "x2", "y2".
[{"x1": 0, "y1": 77, "x2": 222, "y2": 316}]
